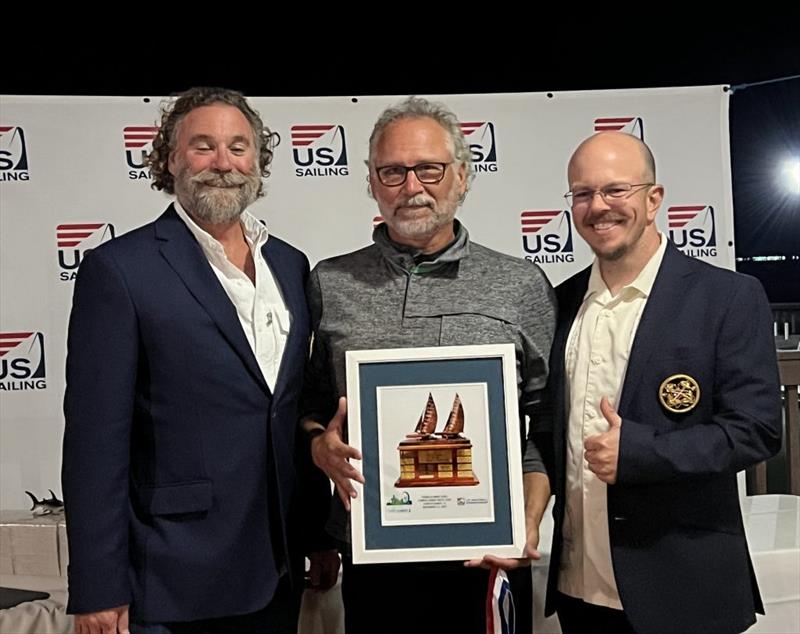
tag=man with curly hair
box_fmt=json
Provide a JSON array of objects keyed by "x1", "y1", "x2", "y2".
[{"x1": 62, "y1": 87, "x2": 338, "y2": 633}]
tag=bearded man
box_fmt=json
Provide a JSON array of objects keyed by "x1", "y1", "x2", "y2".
[
  {"x1": 62, "y1": 87, "x2": 338, "y2": 634},
  {"x1": 299, "y1": 96, "x2": 556, "y2": 634}
]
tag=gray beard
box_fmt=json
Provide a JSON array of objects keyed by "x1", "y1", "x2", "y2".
[
  {"x1": 385, "y1": 193, "x2": 459, "y2": 239},
  {"x1": 177, "y1": 169, "x2": 261, "y2": 225},
  {"x1": 191, "y1": 188, "x2": 251, "y2": 224}
]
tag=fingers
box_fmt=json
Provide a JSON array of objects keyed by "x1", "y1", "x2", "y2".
[
  {"x1": 464, "y1": 554, "x2": 531, "y2": 570},
  {"x1": 335, "y1": 481, "x2": 356, "y2": 511},
  {"x1": 74, "y1": 606, "x2": 129, "y2": 634},
  {"x1": 311, "y1": 433, "x2": 363, "y2": 480},
  {"x1": 118, "y1": 606, "x2": 129, "y2": 634},
  {"x1": 311, "y1": 402, "x2": 366, "y2": 514}
]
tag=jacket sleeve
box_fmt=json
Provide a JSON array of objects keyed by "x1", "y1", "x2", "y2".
[
  {"x1": 62, "y1": 248, "x2": 137, "y2": 613},
  {"x1": 293, "y1": 261, "x2": 335, "y2": 553},
  {"x1": 298, "y1": 266, "x2": 338, "y2": 428},
  {"x1": 618, "y1": 275, "x2": 782, "y2": 484}
]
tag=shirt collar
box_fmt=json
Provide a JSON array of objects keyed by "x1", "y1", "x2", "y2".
[
  {"x1": 174, "y1": 200, "x2": 269, "y2": 260},
  {"x1": 584, "y1": 233, "x2": 667, "y2": 305},
  {"x1": 372, "y1": 219, "x2": 471, "y2": 274}
]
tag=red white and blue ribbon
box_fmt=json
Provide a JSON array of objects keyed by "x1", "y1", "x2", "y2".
[{"x1": 486, "y1": 566, "x2": 515, "y2": 634}]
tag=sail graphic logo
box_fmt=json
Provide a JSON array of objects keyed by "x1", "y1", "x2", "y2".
[
  {"x1": 593, "y1": 117, "x2": 644, "y2": 140},
  {"x1": 0, "y1": 332, "x2": 46, "y2": 392},
  {"x1": 520, "y1": 210, "x2": 575, "y2": 264},
  {"x1": 668, "y1": 205, "x2": 717, "y2": 260},
  {"x1": 461, "y1": 121, "x2": 497, "y2": 173},
  {"x1": 57, "y1": 223, "x2": 117, "y2": 281},
  {"x1": 291, "y1": 124, "x2": 349, "y2": 177},
  {"x1": 0, "y1": 126, "x2": 30, "y2": 181},
  {"x1": 124, "y1": 126, "x2": 158, "y2": 180}
]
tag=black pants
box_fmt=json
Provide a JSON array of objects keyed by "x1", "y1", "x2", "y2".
[
  {"x1": 341, "y1": 555, "x2": 533, "y2": 634},
  {"x1": 555, "y1": 591, "x2": 636, "y2": 634},
  {"x1": 130, "y1": 574, "x2": 300, "y2": 634}
]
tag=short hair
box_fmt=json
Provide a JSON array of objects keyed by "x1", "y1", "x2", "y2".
[{"x1": 368, "y1": 96, "x2": 472, "y2": 180}]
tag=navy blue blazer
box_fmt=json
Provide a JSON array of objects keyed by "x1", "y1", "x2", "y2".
[
  {"x1": 538, "y1": 242, "x2": 782, "y2": 634},
  {"x1": 62, "y1": 206, "x2": 328, "y2": 623}
]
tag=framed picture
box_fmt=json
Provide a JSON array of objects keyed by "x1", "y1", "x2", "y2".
[{"x1": 346, "y1": 344, "x2": 526, "y2": 564}]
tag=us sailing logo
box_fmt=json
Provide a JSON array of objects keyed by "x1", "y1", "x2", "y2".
[
  {"x1": 124, "y1": 126, "x2": 158, "y2": 180},
  {"x1": 0, "y1": 332, "x2": 46, "y2": 392},
  {"x1": 593, "y1": 117, "x2": 644, "y2": 140},
  {"x1": 520, "y1": 210, "x2": 574, "y2": 264},
  {"x1": 291, "y1": 124, "x2": 348, "y2": 177},
  {"x1": 0, "y1": 126, "x2": 30, "y2": 181},
  {"x1": 668, "y1": 205, "x2": 717, "y2": 260},
  {"x1": 57, "y1": 223, "x2": 116, "y2": 281},
  {"x1": 460, "y1": 121, "x2": 497, "y2": 173}
]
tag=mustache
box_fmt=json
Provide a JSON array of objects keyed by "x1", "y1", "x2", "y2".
[
  {"x1": 586, "y1": 212, "x2": 625, "y2": 224},
  {"x1": 398, "y1": 194, "x2": 435, "y2": 208},
  {"x1": 189, "y1": 170, "x2": 254, "y2": 188}
]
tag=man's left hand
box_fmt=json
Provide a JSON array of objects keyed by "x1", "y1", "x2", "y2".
[
  {"x1": 463, "y1": 521, "x2": 541, "y2": 571},
  {"x1": 584, "y1": 396, "x2": 622, "y2": 484},
  {"x1": 306, "y1": 549, "x2": 340, "y2": 592}
]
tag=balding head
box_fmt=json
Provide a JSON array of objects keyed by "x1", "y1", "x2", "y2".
[
  {"x1": 568, "y1": 131, "x2": 656, "y2": 188},
  {"x1": 565, "y1": 131, "x2": 664, "y2": 272}
]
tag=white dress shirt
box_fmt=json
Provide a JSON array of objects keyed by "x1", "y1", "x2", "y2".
[
  {"x1": 558, "y1": 234, "x2": 667, "y2": 609},
  {"x1": 174, "y1": 202, "x2": 290, "y2": 390}
]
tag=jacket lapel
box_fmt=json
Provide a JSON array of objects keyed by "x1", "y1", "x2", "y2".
[
  {"x1": 261, "y1": 239, "x2": 306, "y2": 399},
  {"x1": 619, "y1": 242, "x2": 694, "y2": 413},
  {"x1": 154, "y1": 205, "x2": 270, "y2": 394}
]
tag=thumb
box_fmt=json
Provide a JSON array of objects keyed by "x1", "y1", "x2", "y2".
[
  {"x1": 600, "y1": 396, "x2": 622, "y2": 429},
  {"x1": 328, "y1": 397, "x2": 347, "y2": 433},
  {"x1": 118, "y1": 606, "x2": 130, "y2": 634}
]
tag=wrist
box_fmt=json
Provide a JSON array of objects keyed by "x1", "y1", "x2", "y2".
[{"x1": 306, "y1": 425, "x2": 326, "y2": 442}]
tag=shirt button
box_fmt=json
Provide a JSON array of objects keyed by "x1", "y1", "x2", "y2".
[{"x1": 591, "y1": 356, "x2": 602, "y2": 365}]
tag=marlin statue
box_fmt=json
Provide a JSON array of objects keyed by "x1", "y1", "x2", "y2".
[{"x1": 25, "y1": 490, "x2": 65, "y2": 516}]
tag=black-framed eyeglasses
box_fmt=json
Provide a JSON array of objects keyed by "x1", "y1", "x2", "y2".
[
  {"x1": 564, "y1": 182, "x2": 654, "y2": 207},
  {"x1": 375, "y1": 162, "x2": 452, "y2": 187}
]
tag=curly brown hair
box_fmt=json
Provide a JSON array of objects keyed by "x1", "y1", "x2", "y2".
[{"x1": 148, "y1": 87, "x2": 280, "y2": 197}]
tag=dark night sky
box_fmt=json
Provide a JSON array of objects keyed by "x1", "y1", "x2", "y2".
[
  {"x1": 5, "y1": 25, "x2": 799, "y2": 300},
  {"x1": 6, "y1": 27, "x2": 798, "y2": 98}
]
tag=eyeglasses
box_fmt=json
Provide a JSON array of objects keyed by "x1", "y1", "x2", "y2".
[
  {"x1": 564, "y1": 183, "x2": 654, "y2": 207},
  {"x1": 374, "y1": 162, "x2": 451, "y2": 187}
]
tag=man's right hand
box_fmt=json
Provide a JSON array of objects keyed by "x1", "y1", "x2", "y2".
[
  {"x1": 310, "y1": 397, "x2": 364, "y2": 511},
  {"x1": 74, "y1": 605, "x2": 129, "y2": 634}
]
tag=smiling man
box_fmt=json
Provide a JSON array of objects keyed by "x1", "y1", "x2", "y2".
[
  {"x1": 540, "y1": 131, "x2": 782, "y2": 634},
  {"x1": 62, "y1": 87, "x2": 337, "y2": 634},
  {"x1": 299, "y1": 96, "x2": 556, "y2": 633}
]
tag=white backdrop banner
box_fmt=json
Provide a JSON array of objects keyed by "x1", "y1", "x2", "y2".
[{"x1": 0, "y1": 86, "x2": 732, "y2": 509}]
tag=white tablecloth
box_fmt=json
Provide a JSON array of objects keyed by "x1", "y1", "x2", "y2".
[
  {"x1": 743, "y1": 494, "x2": 800, "y2": 633},
  {"x1": 528, "y1": 495, "x2": 800, "y2": 634}
]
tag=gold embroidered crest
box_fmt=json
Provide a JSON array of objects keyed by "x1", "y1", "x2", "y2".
[{"x1": 659, "y1": 374, "x2": 700, "y2": 413}]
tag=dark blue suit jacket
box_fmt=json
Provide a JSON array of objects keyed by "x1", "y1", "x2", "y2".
[
  {"x1": 62, "y1": 206, "x2": 329, "y2": 623},
  {"x1": 539, "y1": 242, "x2": 782, "y2": 634}
]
